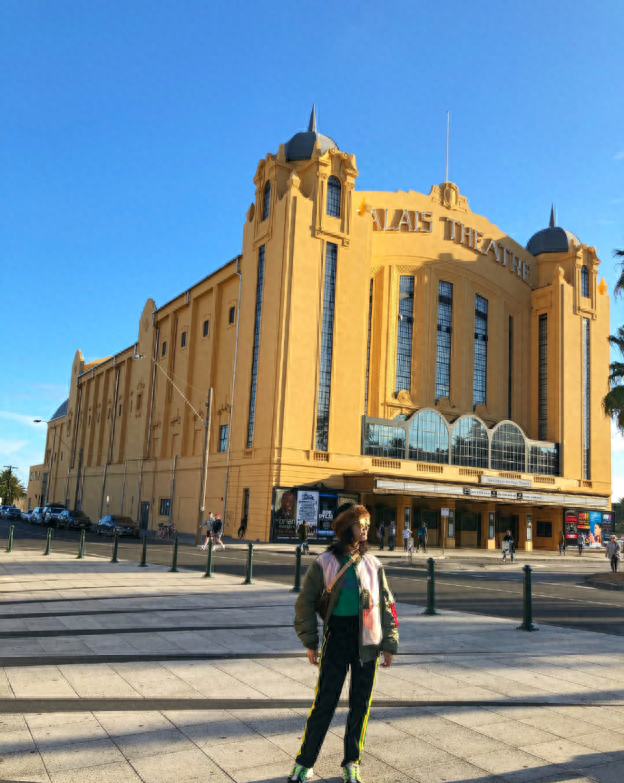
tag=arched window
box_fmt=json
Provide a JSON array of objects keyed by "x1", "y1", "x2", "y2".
[
  {"x1": 408, "y1": 410, "x2": 449, "y2": 464},
  {"x1": 451, "y1": 417, "x2": 489, "y2": 468},
  {"x1": 491, "y1": 422, "x2": 526, "y2": 472},
  {"x1": 581, "y1": 265, "x2": 589, "y2": 298},
  {"x1": 262, "y1": 182, "x2": 271, "y2": 221},
  {"x1": 326, "y1": 176, "x2": 341, "y2": 217}
]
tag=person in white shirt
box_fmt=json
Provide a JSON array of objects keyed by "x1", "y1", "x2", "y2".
[{"x1": 402, "y1": 526, "x2": 411, "y2": 552}]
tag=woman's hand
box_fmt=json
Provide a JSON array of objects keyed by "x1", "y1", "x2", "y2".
[
  {"x1": 307, "y1": 648, "x2": 319, "y2": 666},
  {"x1": 380, "y1": 651, "x2": 393, "y2": 668}
]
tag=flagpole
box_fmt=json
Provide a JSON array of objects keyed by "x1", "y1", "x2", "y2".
[{"x1": 445, "y1": 111, "x2": 450, "y2": 182}]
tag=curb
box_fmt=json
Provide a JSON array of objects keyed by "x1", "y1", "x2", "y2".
[{"x1": 584, "y1": 575, "x2": 624, "y2": 591}]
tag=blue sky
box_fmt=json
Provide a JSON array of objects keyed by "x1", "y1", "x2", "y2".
[{"x1": 1, "y1": 0, "x2": 623, "y2": 493}]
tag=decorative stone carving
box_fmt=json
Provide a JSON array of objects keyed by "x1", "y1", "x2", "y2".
[{"x1": 396, "y1": 389, "x2": 412, "y2": 406}]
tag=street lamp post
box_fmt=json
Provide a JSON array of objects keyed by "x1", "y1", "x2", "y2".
[{"x1": 196, "y1": 389, "x2": 213, "y2": 544}]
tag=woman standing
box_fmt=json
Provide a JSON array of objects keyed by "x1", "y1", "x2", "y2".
[{"x1": 289, "y1": 503, "x2": 399, "y2": 783}]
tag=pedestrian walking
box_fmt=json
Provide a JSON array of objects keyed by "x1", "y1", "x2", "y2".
[
  {"x1": 289, "y1": 502, "x2": 399, "y2": 783},
  {"x1": 605, "y1": 535, "x2": 621, "y2": 573},
  {"x1": 502, "y1": 530, "x2": 514, "y2": 563},
  {"x1": 387, "y1": 521, "x2": 397, "y2": 551},
  {"x1": 237, "y1": 516, "x2": 248, "y2": 539},
  {"x1": 212, "y1": 513, "x2": 225, "y2": 550},
  {"x1": 198, "y1": 512, "x2": 215, "y2": 549},
  {"x1": 558, "y1": 530, "x2": 566, "y2": 556},
  {"x1": 298, "y1": 519, "x2": 310, "y2": 554},
  {"x1": 377, "y1": 522, "x2": 385, "y2": 550},
  {"x1": 578, "y1": 534, "x2": 584, "y2": 556},
  {"x1": 402, "y1": 525, "x2": 411, "y2": 552},
  {"x1": 416, "y1": 521, "x2": 428, "y2": 553}
]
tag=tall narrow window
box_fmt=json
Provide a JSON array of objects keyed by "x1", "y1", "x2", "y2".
[
  {"x1": 395, "y1": 276, "x2": 414, "y2": 393},
  {"x1": 538, "y1": 314, "x2": 547, "y2": 440},
  {"x1": 583, "y1": 318, "x2": 591, "y2": 479},
  {"x1": 364, "y1": 279, "x2": 373, "y2": 414},
  {"x1": 435, "y1": 281, "x2": 453, "y2": 400},
  {"x1": 581, "y1": 265, "x2": 589, "y2": 298},
  {"x1": 315, "y1": 243, "x2": 337, "y2": 451},
  {"x1": 262, "y1": 182, "x2": 271, "y2": 221},
  {"x1": 508, "y1": 316, "x2": 513, "y2": 420},
  {"x1": 473, "y1": 295, "x2": 488, "y2": 407},
  {"x1": 247, "y1": 246, "x2": 265, "y2": 448},
  {"x1": 326, "y1": 176, "x2": 341, "y2": 217},
  {"x1": 218, "y1": 424, "x2": 228, "y2": 453}
]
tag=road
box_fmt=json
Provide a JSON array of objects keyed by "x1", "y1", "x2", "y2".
[{"x1": 2, "y1": 519, "x2": 623, "y2": 637}]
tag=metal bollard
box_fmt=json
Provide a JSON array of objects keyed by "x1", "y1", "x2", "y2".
[
  {"x1": 77, "y1": 530, "x2": 85, "y2": 559},
  {"x1": 422, "y1": 557, "x2": 439, "y2": 615},
  {"x1": 138, "y1": 535, "x2": 148, "y2": 567},
  {"x1": 292, "y1": 546, "x2": 302, "y2": 593},
  {"x1": 203, "y1": 538, "x2": 214, "y2": 578},
  {"x1": 517, "y1": 564, "x2": 538, "y2": 632},
  {"x1": 43, "y1": 527, "x2": 52, "y2": 556},
  {"x1": 111, "y1": 532, "x2": 119, "y2": 563},
  {"x1": 169, "y1": 535, "x2": 179, "y2": 573},
  {"x1": 6, "y1": 525, "x2": 14, "y2": 553},
  {"x1": 243, "y1": 542, "x2": 254, "y2": 585}
]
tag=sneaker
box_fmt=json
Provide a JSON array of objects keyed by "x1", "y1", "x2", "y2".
[
  {"x1": 287, "y1": 764, "x2": 313, "y2": 783},
  {"x1": 342, "y1": 762, "x2": 362, "y2": 783}
]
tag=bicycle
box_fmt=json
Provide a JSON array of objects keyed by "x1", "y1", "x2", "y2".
[{"x1": 156, "y1": 522, "x2": 177, "y2": 539}]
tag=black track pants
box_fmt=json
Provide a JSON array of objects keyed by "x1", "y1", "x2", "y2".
[{"x1": 296, "y1": 616, "x2": 377, "y2": 769}]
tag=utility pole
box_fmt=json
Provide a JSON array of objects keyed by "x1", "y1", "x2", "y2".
[{"x1": 196, "y1": 388, "x2": 213, "y2": 545}]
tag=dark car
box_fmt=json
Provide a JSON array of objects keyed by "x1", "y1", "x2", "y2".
[
  {"x1": 43, "y1": 506, "x2": 66, "y2": 527},
  {"x1": 96, "y1": 515, "x2": 139, "y2": 537},
  {"x1": 5, "y1": 507, "x2": 22, "y2": 521},
  {"x1": 22, "y1": 509, "x2": 35, "y2": 523},
  {"x1": 58, "y1": 509, "x2": 92, "y2": 531},
  {"x1": 31, "y1": 507, "x2": 46, "y2": 525}
]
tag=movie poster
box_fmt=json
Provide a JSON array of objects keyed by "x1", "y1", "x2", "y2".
[
  {"x1": 602, "y1": 511, "x2": 614, "y2": 539},
  {"x1": 577, "y1": 511, "x2": 590, "y2": 544},
  {"x1": 564, "y1": 509, "x2": 578, "y2": 542},
  {"x1": 272, "y1": 488, "x2": 297, "y2": 540},
  {"x1": 296, "y1": 491, "x2": 319, "y2": 536},
  {"x1": 589, "y1": 510, "x2": 603, "y2": 544},
  {"x1": 316, "y1": 493, "x2": 359, "y2": 538}
]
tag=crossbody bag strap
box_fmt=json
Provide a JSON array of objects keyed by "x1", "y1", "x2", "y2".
[{"x1": 326, "y1": 553, "x2": 359, "y2": 594}]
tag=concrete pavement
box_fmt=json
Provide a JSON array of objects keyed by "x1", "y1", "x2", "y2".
[{"x1": 1, "y1": 551, "x2": 624, "y2": 782}]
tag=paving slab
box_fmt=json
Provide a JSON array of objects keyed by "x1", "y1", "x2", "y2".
[{"x1": 2, "y1": 551, "x2": 624, "y2": 783}]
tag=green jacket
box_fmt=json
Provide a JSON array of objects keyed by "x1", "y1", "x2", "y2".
[{"x1": 294, "y1": 553, "x2": 399, "y2": 663}]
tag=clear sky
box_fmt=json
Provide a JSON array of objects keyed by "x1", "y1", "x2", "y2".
[{"x1": 1, "y1": 0, "x2": 623, "y2": 495}]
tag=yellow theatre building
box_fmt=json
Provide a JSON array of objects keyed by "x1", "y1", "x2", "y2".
[{"x1": 27, "y1": 109, "x2": 613, "y2": 551}]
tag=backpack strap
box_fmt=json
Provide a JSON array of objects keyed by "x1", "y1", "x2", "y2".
[{"x1": 326, "y1": 553, "x2": 358, "y2": 594}]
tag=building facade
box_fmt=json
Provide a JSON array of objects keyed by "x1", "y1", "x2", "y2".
[{"x1": 28, "y1": 110, "x2": 612, "y2": 550}]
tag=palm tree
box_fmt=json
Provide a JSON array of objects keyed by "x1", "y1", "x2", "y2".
[
  {"x1": 0, "y1": 469, "x2": 26, "y2": 506},
  {"x1": 603, "y1": 249, "x2": 624, "y2": 431},
  {"x1": 614, "y1": 248, "x2": 624, "y2": 297}
]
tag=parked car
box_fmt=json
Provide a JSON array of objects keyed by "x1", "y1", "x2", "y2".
[
  {"x1": 5, "y1": 507, "x2": 22, "y2": 521},
  {"x1": 31, "y1": 507, "x2": 46, "y2": 525},
  {"x1": 21, "y1": 509, "x2": 34, "y2": 523},
  {"x1": 57, "y1": 510, "x2": 92, "y2": 531},
  {"x1": 96, "y1": 515, "x2": 140, "y2": 537},
  {"x1": 43, "y1": 506, "x2": 66, "y2": 527},
  {"x1": 0, "y1": 505, "x2": 10, "y2": 518}
]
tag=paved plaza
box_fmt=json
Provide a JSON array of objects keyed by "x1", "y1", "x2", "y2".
[{"x1": 0, "y1": 552, "x2": 624, "y2": 783}]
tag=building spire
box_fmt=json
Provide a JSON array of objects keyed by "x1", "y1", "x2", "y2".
[
  {"x1": 308, "y1": 104, "x2": 317, "y2": 133},
  {"x1": 549, "y1": 204, "x2": 556, "y2": 228}
]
